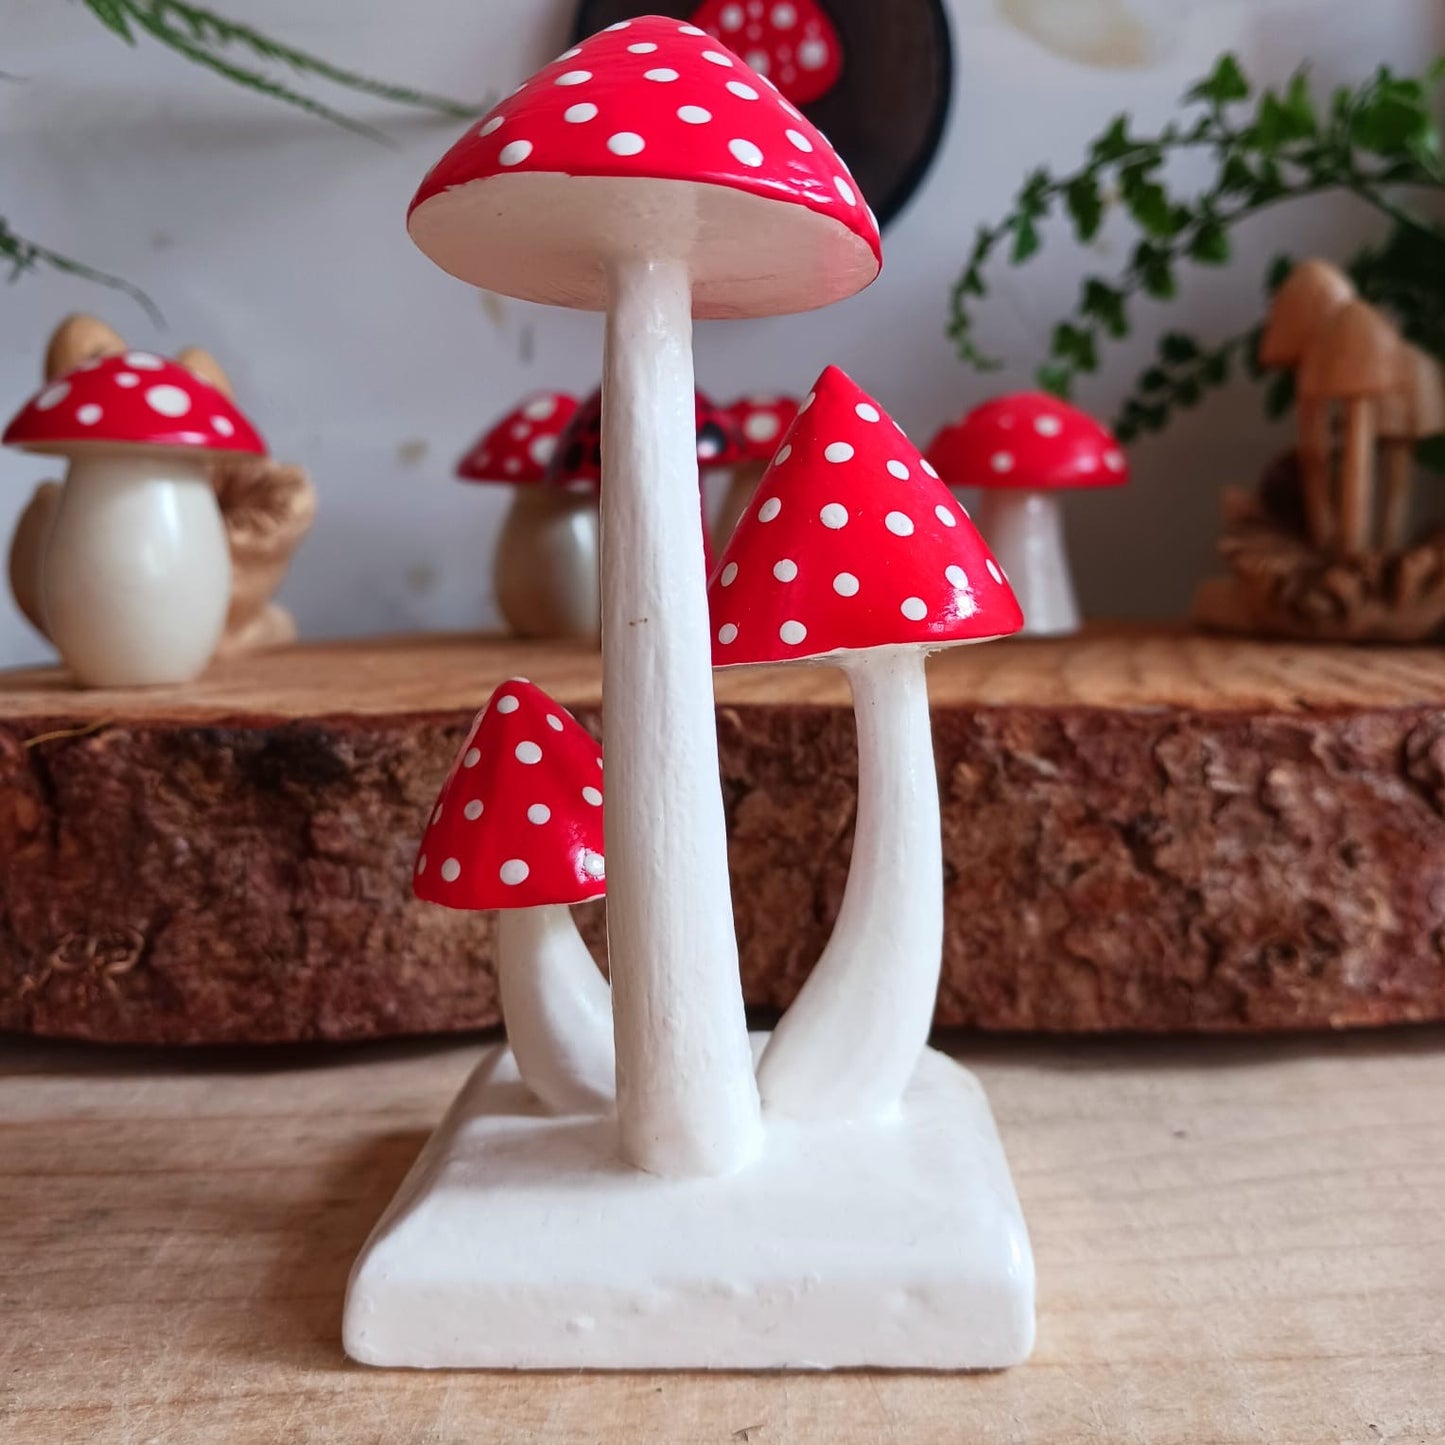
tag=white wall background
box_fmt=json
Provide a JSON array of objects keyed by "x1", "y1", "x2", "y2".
[{"x1": 1, "y1": 0, "x2": 1439, "y2": 667}]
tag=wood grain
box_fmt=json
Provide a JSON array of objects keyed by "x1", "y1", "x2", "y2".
[{"x1": 1, "y1": 1031, "x2": 1441, "y2": 1444}]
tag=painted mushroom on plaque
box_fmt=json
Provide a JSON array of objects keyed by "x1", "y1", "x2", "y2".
[
  {"x1": 413, "y1": 678, "x2": 615, "y2": 1115},
  {"x1": 2, "y1": 352, "x2": 266, "y2": 689},
  {"x1": 927, "y1": 393, "x2": 1128, "y2": 638},
  {"x1": 708, "y1": 363, "x2": 1023, "y2": 1120},
  {"x1": 455, "y1": 392, "x2": 593, "y2": 639}
]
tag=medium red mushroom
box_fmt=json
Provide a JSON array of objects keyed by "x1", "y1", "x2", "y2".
[
  {"x1": 711, "y1": 392, "x2": 799, "y2": 549},
  {"x1": 456, "y1": 392, "x2": 598, "y2": 639},
  {"x1": 413, "y1": 678, "x2": 614, "y2": 1115},
  {"x1": 689, "y1": 0, "x2": 844, "y2": 108},
  {"x1": 708, "y1": 364, "x2": 1023, "y2": 1119},
  {"x1": 927, "y1": 392, "x2": 1128, "y2": 637},
  {"x1": 409, "y1": 16, "x2": 879, "y2": 1178},
  {"x1": 2, "y1": 351, "x2": 266, "y2": 687}
]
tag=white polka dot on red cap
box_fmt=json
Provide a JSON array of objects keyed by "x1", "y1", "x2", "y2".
[
  {"x1": 35, "y1": 383, "x2": 69, "y2": 411},
  {"x1": 703, "y1": 50, "x2": 735, "y2": 65},
  {"x1": 499, "y1": 140, "x2": 533, "y2": 166},
  {"x1": 855, "y1": 403, "x2": 880, "y2": 423},
  {"x1": 987, "y1": 559, "x2": 1005, "y2": 584},
  {"x1": 820, "y1": 503, "x2": 848, "y2": 529},
  {"x1": 901, "y1": 597, "x2": 928, "y2": 621},
  {"x1": 146, "y1": 385, "x2": 191, "y2": 418},
  {"x1": 528, "y1": 803, "x2": 551, "y2": 824},
  {"x1": 833, "y1": 572, "x2": 860, "y2": 597},
  {"x1": 935, "y1": 505, "x2": 958, "y2": 527},
  {"x1": 990, "y1": 452, "x2": 1014, "y2": 473},
  {"x1": 565, "y1": 102, "x2": 598, "y2": 122},
  {"x1": 720, "y1": 562, "x2": 739, "y2": 586},
  {"x1": 464, "y1": 800, "x2": 483, "y2": 821},
  {"x1": 500, "y1": 859, "x2": 530, "y2": 886},
  {"x1": 678, "y1": 105, "x2": 712, "y2": 123},
  {"x1": 496, "y1": 694, "x2": 519, "y2": 713},
  {"x1": 76, "y1": 404, "x2": 102, "y2": 426},
  {"x1": 885, "y1": 511, "x2": 914, "y2": 537},
  {"x1": 515, "y1": 741, "x2": 542, "y2": 764},
  {"x1": 608, "y1": 132, "x2": 645, "y2": 156},
  {"x1": 212, "y1": 416, "x2": 235, "y2": 437},
  {"x1": 463, "y1": 748, "x2": 481, "y2": 768},
  {"x1": 774, "y1": 444, "x2": 793, "y2": 465},
  {"x1": 729, "y1": 138, "x2": 764, "y2": 167},
  {"x1": 745, "y1": 413, "x2": 780, "y2": 441},
  {"x1": 824, "y1": 442, "x2": 854, "y2": 463},
  {"x1": 887, "y1": 460, "x2": 910, "y2": 480},
  {"x1": 758, "y1": 497, "x2": 782, "y2": 522},
  {"x1": 479, "y1": 116, "x2": 504, "y2": 136},
  {"x1": 647, "y1": 68, "x2": 680, "y2": 82},
  {"x1": 125, "y1": 352, "x2": 164, "y2": 370},
  {"x1": 582, "y1": 785, "x2": 602, "y2": 806},
  {"x1": 779, "y1": 620, "x2": 807, "y2": 645},
  {"x1": 718, "y1": 622, "x2": 739, "y2": 645},
  {"x1": 628, "y1": 41, "x2": 658, "y2": 52},
  {"x1": 441, "y1": 858, "x2": 462, "y2": 882},
  {"x1": 556, "y1": 70, "x2": 592, "y2": 85},
  {"x1": 921, "y1": 460, "x2": 940, "y2": 478},
  {"x1": 115, "y1": 373, "x2": 139, "y2": 388},
  {"x1": 582, "y1": 850, "x2": 605, "y2": 879},
  {"x1": 773, "y1": 559, "x2": 798, "y2": 582},
  {"x1": 946, "y1": 565, "x2": 970, "y2": 588},
  {"x1": 786, "y1": 129, "x2": 813, "y2": 152},
  {"x1": 835, "y1": 177, "x2": 857, "y2": 206},
  {"x1": 727, "y1": 80, "x2": 760, "y2": 100}
]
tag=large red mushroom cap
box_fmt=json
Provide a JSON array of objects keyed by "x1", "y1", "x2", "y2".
[
  {"x1": 407, "y1": 16, "x2": 880, "y2": 318},
  {"x1": 927, "y1": 392, "x2": 1128, "y2": 493},
  {"x1": 456, "y1": 392, "x2": 579, "y2": 485},
  {"x1": 690, "y1": 0, "x2": 845, "y2": 108},
  {"x1": 3, "y1": 352, "x2": 266, "y2": 460},
  {"x1": 726, "y1": 393, "x2": 799, "y2": 462},
  {"x1": 709, "y1": 365, "x2": 1023, "y2": 666},
  {"x1": 413, "y1": 680, "x2": 605, "y2": 912}
]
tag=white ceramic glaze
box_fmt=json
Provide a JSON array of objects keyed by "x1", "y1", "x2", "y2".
[
  {"x1": 977, "y1": 489, "x2": 1081, "y2": 638},
  {"x1": 496, "y1": 904, "x2": 615, "y2": 1116},
  {"x1": 600, "y1": 256, "x2": 762, "y2": 1179},
  {"x1": 757, "y1": 647, "x2": 944, "y2": 1119},
  {"x1": 41, "y1": 453, "x2": 231, "y2": 687},
  {"x1": 493, "y1": 488, "x2": 601, "y2": 640},
  {"x1": 343, "y1": 1036, "x2": 1036, "y2": 1370}
]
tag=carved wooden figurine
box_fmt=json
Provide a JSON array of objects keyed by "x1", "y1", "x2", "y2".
[{"x1": 346, "y1": 18, "x2": 1034, "y2": 1372}]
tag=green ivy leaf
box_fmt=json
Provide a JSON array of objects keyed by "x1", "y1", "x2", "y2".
[
  {"x1": 1161, "y1": 332, "x2": 1200, "y2": 364},
  {"x1": 1135, "y1": 244, "x2": 1176, "y2": 299},
  {"x1": 1091, "y1": 114, "x2": 1134, "y2": 164},
  {"x1": 1140, "y1": 366, "x2": 1170, "y2": 393},
  {"x1": 1264, "y1": 370, "x2": 1296, "y2": 418},
  {"x1": 1011, "y1": 217, "x2": 1040, "y2": 263},
  {"x1": 82, "y1": 0, "x2": 135, "y2": 40},
  {"x1": 1081, "y1": 278, "x2": 1128, "y2": 337},
  {"x1": 1065, "y1": 175, "x2": 1105, "y2": 242},
  {"x1": 1187, "y1": 53, "x2": 1250, "y2": 107},
  {"x1": 1036, "y1": 363, "x2": 1074, "y2": 398},
  {"x1": 1188, "y1": 220, "x2": 1230, "y2": 265}
]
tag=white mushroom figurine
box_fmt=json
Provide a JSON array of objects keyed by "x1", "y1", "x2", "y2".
[
  {"x1": 412, "y1": 678, "x2": 614, "y2": 1115},
  {"x1": 928, "y1": 392, "x2": 1128, "y2": 637},
  {"x1": 709, "y1": 365, "x2": 1024, "y2": 1118},
  {"x1": 2, "y1": 352, "x2": 266, "y2": 687},
  {"x1": 407, "y1": 15, "x2": 881, "y2": 1177}
]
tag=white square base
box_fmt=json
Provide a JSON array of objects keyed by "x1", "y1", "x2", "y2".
[{"x1": 344, "y1": 1038, "x2": 1035, "y2": 1370}]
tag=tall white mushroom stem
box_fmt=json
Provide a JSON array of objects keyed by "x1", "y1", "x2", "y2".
[
  {"x1": 496, "y1": 905, "x2": 615, "y2": 1115},
  {"x1": 43, "y1": 452, "x2": 231, "y2": 687},
  {"x1": 757, "y1": 646, "x2": 942, "y2": 1119},
  {"x1": 978, "y1": 489, "x2": 1080, "y2": 637},
  {"x1": 599, "y1": 256, "x2": 762, "y2": 1179}
]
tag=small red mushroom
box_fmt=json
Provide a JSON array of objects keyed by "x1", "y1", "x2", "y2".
[
  {"x1": 414, "y1": 678, "x2": 613, "y2": 1114},
  {"x1": 457, "y1": 391, "x2": 579, "y2": 486},
  {"x1": 708, "y1": 364, "x2": 1021, "y2": 1119},
  {"x1": 690, "y1": 0, "x2": 844, "y2": 109},
  {"x1": 713, "y1": 393, "x2": 799, "y2": 549},
  {"x1": 927, "y1": 392, "x2": 1128, "y2": 637}
]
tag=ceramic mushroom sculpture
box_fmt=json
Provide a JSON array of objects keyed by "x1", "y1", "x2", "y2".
[
  {"x1": 689, "y1": 0, "x2": 845, "y2": 106},
  {"x1": 1378, "y1": 346, "x2": 1445, "y2": 552},
  {"x1": 413, "y1": 679, "x2": 615, "y2": 1114},
  {"x1": 712, "y1": 393, "x2": 798, "y2": 550},
  {"x1": 927, "y1": 393, "x2": 1127, "y2": 637},
  {"x1": 456, "y1": 392, "x2": 593, "y2": 639},
  {"x1": 709, "y1": 365, "x2": 1022, "y2": 1117},
  {"x1": 2, "y1": 352, "x2": 266, "y2": 687},
  {"x1": 407, "y1": 16, "x2": 879, "y2": 1177}
]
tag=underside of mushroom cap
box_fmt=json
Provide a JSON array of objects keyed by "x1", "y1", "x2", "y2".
[
  {"x1": 407, "y1": 16, "x2": 881, "y2": 318},
  {"x1": 708, "y1": 365, "x2": 1023, "y2": 666},
  {"x1": 413, "y1": 679, "x2": 606, "y2": 912}
]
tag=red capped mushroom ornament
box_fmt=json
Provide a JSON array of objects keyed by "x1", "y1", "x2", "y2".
[
  {"x1": 689, "y1": 0, "x2": 844, "y2": 109},
  {"x1": 414, "y1": 678, "x2": 615, "y2": 1114},
  {"x1": 711, "y1": 393, "x2": 799, "y2": 549},
  {"x1": 927, "y1": 392, "x2": 1128, "y2": 638},
  {"x1": 456, "y1": 392, "x2": 602, "y2": 640},
  {"x1": 2, "y1": 351, "x2": 266, "y2": 687},
  {"x1": 709, "y1": 364, "x2": 1022, "y2": 1119},
  {"x1": 410, "y1": 18, "x2": 878, "y2": 1178}
]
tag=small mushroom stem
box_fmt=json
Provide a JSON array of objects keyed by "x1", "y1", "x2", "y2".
[
  {"x1": 1337, "y1": 397, "x2": 1376, "y2": 558},
  {"x1": 43, "y1": 453, "x2": 231, "y2": 687},
  {"x1": 976, "y1": 489, "x2": 1079, "y2": 637},
  {"x1": 599, "y1": 255, "x2": 762, "y2": 1178},
  {"x1": 1296, "y1": 398, "x2": 1335, "y2": 548},
  {"x1": 497, "y1": 904, "x2": 615, "y2": 1115},
  {"x1": 1379, "y1": 439, "x2": 1414, "y2": 553},
  {"x1": 757, "y1": 646, "x2": 942, "y2": 1119},
  {"x1": 712, "y1": 459, "x2": 767, "y2": 555},
  {"x1": 494, "y1": 488, "x2": 601, "y2": 640}
]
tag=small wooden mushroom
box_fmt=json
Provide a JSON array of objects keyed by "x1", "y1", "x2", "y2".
[
  {"x1": 1377, "y1": 346, "x2": 1445, "y2": 552},
  {"x1": 1297, "y1": 300, "x2": 1405, "y2": 559},
  {"x1": 1258, "y1": 261, "x2": 1356, "y2": 548}
]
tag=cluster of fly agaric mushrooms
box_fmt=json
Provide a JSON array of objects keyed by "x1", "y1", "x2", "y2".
[{"x1": 406, "y1": 15, "x2": 1024, "y2": 1177}]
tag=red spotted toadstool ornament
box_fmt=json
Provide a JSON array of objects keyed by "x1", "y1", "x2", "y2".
[
  {"x1": 414, "y1": 678, "x2": 615, "y2": 1114},
  {"x1": 709, "y1": 365, "x2": 1022, "y2": 1119},
  {"x1": 689, "y1": 0, "x2": 844, "y2": 108},
  {"x1": 2, "y1": 351, "x2": 265, "y2": 687},
  {"x1": 927, "y1": 392, "x2": 1127, "y2": 638},
  {"x1": 456, "y1": 392, "x2": 601, "y2": 640},
  {"x1": 712, "y1": 392, "x2": 799, "y2": 549},
  {"x1": 410, "y1": 18, "x2": 877, "y2": 1178}
]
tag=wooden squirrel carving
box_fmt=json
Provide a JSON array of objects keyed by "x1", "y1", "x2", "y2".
[{"x1": 9, "y1": 316, "x2": 316, "y2": 656}]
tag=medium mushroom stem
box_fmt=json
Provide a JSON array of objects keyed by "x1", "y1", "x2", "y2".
[
  {"x1": 43, "y1": 453, "x2": 231, "y2": 687},
  {"x1": 1379, "y1": 440, "x2": 1413, "y2": 553},
  {"x1": 712, "y1": 459, "x2": 767, "y2": 555},
  {"x1": 1296, "y1": 398, "x2": 1334, "y2": 548},
  {"x1": 1337, "y1": 398, "x2": 1376, "y2": 558},
  {"x1": 496, "y1": 904, "x2": 615, "y2": 1115},
  {"x1": 977, "y1": 489, "x2": 1079, "y2": 637},
  {"x1": 599, "y1": 256, "x2": 762, "y2": 1179},
  {"x1": 757, "y1": 646, "x2": 942, "y2": 1119},
  {"x1": 494, "y1": 489, "x2": 601, "y2": 640}
]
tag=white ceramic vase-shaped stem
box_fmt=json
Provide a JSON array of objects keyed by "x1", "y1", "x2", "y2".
[
  {"x1": 494, "y1": 488, "x2": 601, "y2": 640},
  {"x1": 757, "y1": 647, "x2": 943, "y2": 1120},
  {"x1": 43, "y1": 453, "x2": 231, "y2": 687},
  {"x1": 496, "y1": 904, "x2": 615, "y2": 1115},
  {"x1": 977, "y1": 489, "x2": 1080, "y2": 637},
  {"x1": 599, "y1": 256, "x2": 762, "y2": 1179}
]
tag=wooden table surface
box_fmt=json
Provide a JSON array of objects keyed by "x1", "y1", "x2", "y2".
[{"x1": 3, "y1": 1030, "x2": 1442, "y2": 1444}]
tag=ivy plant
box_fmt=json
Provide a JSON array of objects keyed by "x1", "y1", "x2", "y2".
[{"x1": 949, "y1": 54, "x2": 1445, "y2": 444}]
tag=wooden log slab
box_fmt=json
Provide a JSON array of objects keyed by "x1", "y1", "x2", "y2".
[{"x1": 3, "y1": 626, "x2": 1444, "y2": 1043}]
